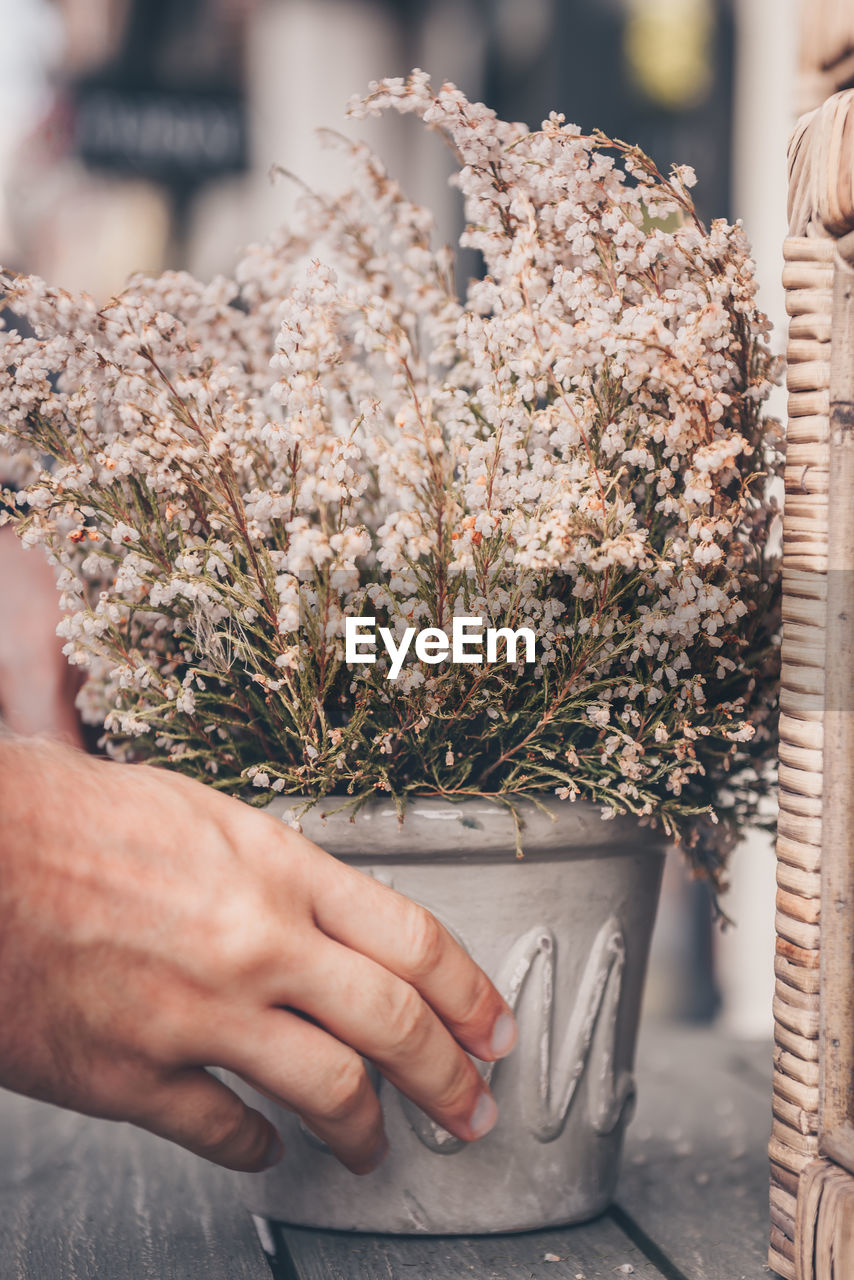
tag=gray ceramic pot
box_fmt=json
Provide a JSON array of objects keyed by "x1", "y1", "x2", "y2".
[{"x1": 231, "y1": 796, "x2": 665, "y2": 1234}]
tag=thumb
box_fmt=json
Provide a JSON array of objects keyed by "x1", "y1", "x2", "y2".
[{"x1": 137, "y1": 1067, "x2": 284, "y2": 1172}]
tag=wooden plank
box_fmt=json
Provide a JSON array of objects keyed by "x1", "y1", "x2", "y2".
[
  {"x1": 0, "y1": 1089, "x2": 271, "y2": 1280},
  {"x1": 614, "y1": 1024, "x2": 772, "y2": 1280},
  {"x1": 275, "y1": 1215, "x2": 666, "y2": 1279}
]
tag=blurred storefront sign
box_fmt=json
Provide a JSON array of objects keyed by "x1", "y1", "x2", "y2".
[
  {"x1": 73, "y1": 88, "x2": 246, "y2": 182},
  {"x1": 64, "y1": 0, "x2": 250, "y2": 186}
]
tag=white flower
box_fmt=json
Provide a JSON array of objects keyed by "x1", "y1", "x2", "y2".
[
  {"x1": 587, "y1": 703, "x2": 611, "y2": 728},
  {"x1": 175, "y1": 688, "x2": 196, "y2": 715}
]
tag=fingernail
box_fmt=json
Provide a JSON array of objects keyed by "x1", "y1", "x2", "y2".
[
  {"x1": 490, "y1": 1010, "x2": 518, "y2": 1057},
  {"x1": 262, "y1": 1131, "x2": 285, "y2": 1169},
  {"x1": 468, "y1": 1090, "x2": 498, "y2": 1140}
]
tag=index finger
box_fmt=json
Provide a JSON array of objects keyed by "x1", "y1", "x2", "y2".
[{"x1": 302, "y1": 844, "x2": 517, "y2": 1063}]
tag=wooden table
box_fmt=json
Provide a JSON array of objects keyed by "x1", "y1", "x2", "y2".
[{"x1": 0, "y1": 1023, "x2": 774, "y2": 1280}]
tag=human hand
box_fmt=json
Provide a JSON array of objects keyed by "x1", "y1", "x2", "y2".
[
  {"x1": 0, "y1": 739, "x2": 517, "y2": 1175},
  {"x1": 0, "y1": 526, "x2": 83, "y2": 744}
]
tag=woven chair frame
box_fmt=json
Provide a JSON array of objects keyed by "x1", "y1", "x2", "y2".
[{"x1": 771, "y1": 88, "x2": 854, "y2": 1280}]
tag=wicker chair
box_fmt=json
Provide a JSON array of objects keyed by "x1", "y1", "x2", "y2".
[{"x1": 771, "y1": 87, "x2": 854, "y2": 1280}]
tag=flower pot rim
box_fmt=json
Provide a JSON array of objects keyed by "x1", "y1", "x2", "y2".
[{"x1": 264, "y1": 793, "x2": 667, "y2": 863}]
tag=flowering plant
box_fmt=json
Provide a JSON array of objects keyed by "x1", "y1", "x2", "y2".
[{"x1": 1, "y1": 74, "x2": 780, "y2": 885}]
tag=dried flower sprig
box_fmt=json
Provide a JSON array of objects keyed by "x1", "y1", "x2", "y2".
[{"x1": 0, "y1": 73, "x2": 781, "y2": 887}]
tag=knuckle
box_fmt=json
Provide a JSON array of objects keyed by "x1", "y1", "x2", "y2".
[
  {"x1": 454, "y1": 971, "x2": 497, "y2": 1029},
  {"x1": 206, "y1": 897, "x2": 276, "y2": 984},
  {"x1": 321, "y1": 1055, "x2": 370, "y2": 1124},
  {"x1": 434, "y1": 1059, "x2": 481, "y2": 1118},
  {"x1": 383, "y1": 983, "x2": 431, "y2": 1057},
  {"x1": 402, "y1": 905, "x2": 445, "y2": 980}
]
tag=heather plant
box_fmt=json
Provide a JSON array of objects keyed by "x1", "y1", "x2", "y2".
[{"x1": 0, "y1": 73, "x2": 780, "y2": 885}]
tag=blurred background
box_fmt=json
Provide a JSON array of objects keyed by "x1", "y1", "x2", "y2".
[{"x1": 0, "y1": 0, "x2": 832, "y2": 1036}]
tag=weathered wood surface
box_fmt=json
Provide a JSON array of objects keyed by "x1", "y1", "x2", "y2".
[
  {"x1": 0, "y1": 1023, "x2": 774, "y2": 1280},
  {"x1": 0, "y1": 1089, "x2": 271, "y2": 1280},
  {"x1": 269, "y1": 1024, "x2": 774, "y2": 1280},
  {"x1": 613, "y1": 1025, "x2": 773, "y2": 1280},
  {"x1": 275, "y1": 1215, "x2": 663, "y2": 1280}
]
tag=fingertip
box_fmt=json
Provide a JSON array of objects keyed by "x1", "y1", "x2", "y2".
[
  {"x1": 489, "y1": 1009, "x2": 518, "y2": 1058},
  {"x1": 348, "y1": 1134, "x2": 389, "y2": 1176},
  {"x1": 467, "y1": 1089, "x2": 498, "y2": 1141},
  {"x1": 261, "y1": 1129, "x2": 285, "y2": 1170},
  {"x1": 138, "y1": 1071, "x2": 284, "y2": 1173}
]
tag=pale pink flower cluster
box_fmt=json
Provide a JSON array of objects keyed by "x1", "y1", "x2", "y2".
[{"x1": 0, "y1": 74, "x2": 780, "y2": 877}]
